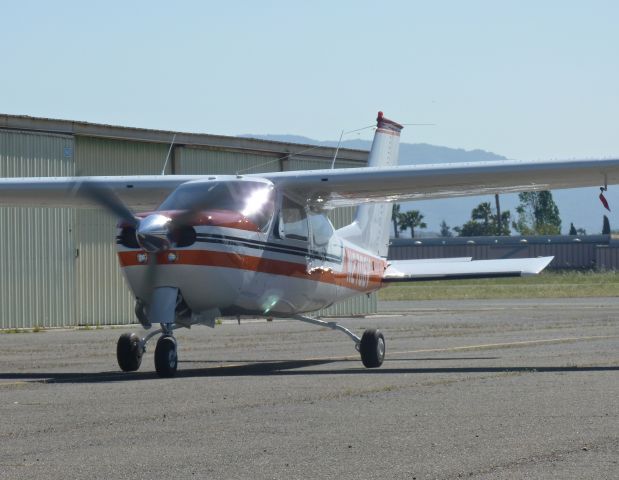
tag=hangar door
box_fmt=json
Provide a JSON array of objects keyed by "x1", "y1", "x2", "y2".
[
  {"x1": 0, "y1": 130, "x2": 76, "y2": 328},
  {"x1": 73, "y1": 136, "x2": 170, "y2": 325}
]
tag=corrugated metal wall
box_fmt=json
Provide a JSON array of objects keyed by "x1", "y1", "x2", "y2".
[
  {"x1": 0, "y1": 131, "x2": 75, "y2": 328},
  {"x1": 73, "y1": 137, "x2": 168, "y2": 325},
  {"x1": 285, "y1": 156, "x2": 360, "y2": 172},
  {"x1": 177, "y1": 147, "x2": 281, "y2": 174},
  {"x1": 595, "y1": 246, "x2": 619, "y2": 270},
  {"x1": 388, "y1": 241, "x2": 602, "y2": 270}
]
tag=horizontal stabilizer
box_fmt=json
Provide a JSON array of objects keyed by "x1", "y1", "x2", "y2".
[{"x1": 383, "y1": 256, "x2": 554, "y2": 282}]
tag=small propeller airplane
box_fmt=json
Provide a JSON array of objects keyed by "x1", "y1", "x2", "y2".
[{"x1": 1, "y1": 112, "x2": 619, "y2": 377}]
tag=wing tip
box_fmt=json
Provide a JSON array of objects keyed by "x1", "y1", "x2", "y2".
[{"x1": 522, "y1": 256, "x2": 555, "y2": 276}]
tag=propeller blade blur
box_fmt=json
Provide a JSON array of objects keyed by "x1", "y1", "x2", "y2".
[{"x1": 74, "y1": 179, "x2": 140, "y2": 227}]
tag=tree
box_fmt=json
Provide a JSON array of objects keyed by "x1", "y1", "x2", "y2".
[
  {"x1": 495, "y1": 211, "x2": 512, "y2": 236},
  {"x1": 472, "y1": 202, "x2": 493, "y2": 228},
  {"x1": 603, "y1": 215, "x2": 611, "y2": 235},
  {"x1": 391, "y1": 203, "x2": 401, "y2": 238},
  {"x1": 454, "y1": 201, "x2": 511, "y2": 237},
  {"x1": 398, "y1": 210, "x2": 427, "y2": 238},
  {"x1": 511, "y1": 191, "x2": 561, "y2": 235},
  {"x1": 439, "y1": 220, "x2": 452, "y2": 237},
  {"x1": 453, "y1": 219, "x2": 489, "y2": 237},
  {"x1": 569, "y1": 222, "x2": 577, "y2": 235},
  {"x1": 494, "y1": 194, "x2": 504, "y2": 236}
]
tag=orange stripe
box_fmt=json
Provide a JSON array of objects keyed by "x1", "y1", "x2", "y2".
[{"x1": 118, "y1": 250, "x2": 383, "y2": 292}]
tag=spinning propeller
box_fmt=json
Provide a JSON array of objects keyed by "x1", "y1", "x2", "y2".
[
  {"x1": 74, "y1": 179, "x2": 202, "y2": 253},
  {"x1": 72, "y1": 180, "x2": 205, "y2": 323}
]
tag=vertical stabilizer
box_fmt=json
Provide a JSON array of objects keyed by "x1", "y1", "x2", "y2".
[{"x1": 338, "y1": 112, "x2": 403, "y2": 257}]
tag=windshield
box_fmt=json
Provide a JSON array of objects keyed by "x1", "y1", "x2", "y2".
[{"x1": 159, "y1": 181, "x2": 275, "y2": 231}]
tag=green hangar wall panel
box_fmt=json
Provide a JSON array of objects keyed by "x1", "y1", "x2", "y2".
[
  {"x1": 0, "y1": 130, "x2": 75, "y2": 328},
  {"x1": 73, "y1": 137, "x2": 170, "y2": 325},
  {"x1": 75, "y1": 136, "x2": 170, "y2": 175},
  {"x1": 176, "y1": 146, "x2": 281, "y2": 174}
]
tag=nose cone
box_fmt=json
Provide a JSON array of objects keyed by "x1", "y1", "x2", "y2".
[{"x1": 137, "y1": 214, "x2": 171, "y2": 252}]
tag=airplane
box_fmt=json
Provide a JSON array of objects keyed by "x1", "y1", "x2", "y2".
[{"x1": 1, "y1": 111, "x2": 619, "y2": 377}]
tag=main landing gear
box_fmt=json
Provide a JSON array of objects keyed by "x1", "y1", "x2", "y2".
[
  {"x1": 117, "y1": 324, "x2": 180, "y2": 378},
  {"x1": 359, "y1": 328, "x2": 385, "y2": 368},
  {"x1": 117, "y1": 317, "x2": 386, "y2": 377},
  {"x1": 293, "y1": 315, "x2": 386, "y2": 368}
]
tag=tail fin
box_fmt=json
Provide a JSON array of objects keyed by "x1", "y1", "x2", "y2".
[{"x1": 338, "y1": 112, "x2": 403, "y2": 257}]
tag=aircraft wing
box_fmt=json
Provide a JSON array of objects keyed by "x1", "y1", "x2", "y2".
[
  {"x1": 0, "y1": 158, "x2": 618, "y2": 209},
  {"x1": 254, "y1": 158, "x2": 619, "y2": 207},
  {"x1": 0, "y1": 175, "x2": 203, "y2": 209},
  {"x1": 383, "y1": 256, "x2": 554, "y2": 282}
]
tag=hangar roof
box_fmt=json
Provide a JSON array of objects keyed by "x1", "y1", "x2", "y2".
[{"x1": 0, "y1": 113, "x2": 369, "y2": 164}]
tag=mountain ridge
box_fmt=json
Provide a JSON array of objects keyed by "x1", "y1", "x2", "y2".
[{"x1": 241, "y1": 135, "x2": 506, "y2": 164}]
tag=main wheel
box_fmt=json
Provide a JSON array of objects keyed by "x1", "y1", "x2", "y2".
[
  {"x1": 117, "y1": 333, "x2": 143, "y2": 372},
  {"x1": 154, "y1": 336, "x2": 178, "y2": 377},
  {"x1": 359, "y1": 328, "x2": 385, "y2": 368}
]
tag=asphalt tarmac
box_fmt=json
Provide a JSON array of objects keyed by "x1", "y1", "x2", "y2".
[{"x1": 1, "y1": 298, "x2": 618, "y2": 479}]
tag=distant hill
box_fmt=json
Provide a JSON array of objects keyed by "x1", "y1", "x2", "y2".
[
  {"x1": 242, "y1": 135, "x2": 506, "y2": 164},
  {"x1": 240, "y1": 134, "x2": 615, "y2": 235}
]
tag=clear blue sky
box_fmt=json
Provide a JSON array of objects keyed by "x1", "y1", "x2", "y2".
[{"x1": 2, "y1": 1, "x2": 618, "y2": 161}]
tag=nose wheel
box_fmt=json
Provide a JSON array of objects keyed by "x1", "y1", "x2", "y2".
[
  {"x1": 116, "y1": 324, "x2": 180, "y2": 377},
  {"x1": 154, "y1": 335, "x2": 178, "y2": 377}
]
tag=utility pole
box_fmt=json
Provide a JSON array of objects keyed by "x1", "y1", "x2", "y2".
[{"x1": 495, "y1": 193, "x2": 502, "y2": 235}]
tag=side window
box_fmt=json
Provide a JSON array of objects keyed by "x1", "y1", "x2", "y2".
[
  {"x1": 280, "y1": 197, "x2": 309, "y2": 241},
  {"x1": 309, "y1": 213, "x2": 334, "y2": 246}
]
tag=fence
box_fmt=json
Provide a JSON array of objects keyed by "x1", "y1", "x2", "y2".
[{"x1": 388, "y1": 234, "x2": 619, "y2": 270}]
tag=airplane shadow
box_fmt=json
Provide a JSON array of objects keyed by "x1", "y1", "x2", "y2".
[{"x1": 0, "y1": 356, "x2": 618, "y2": 384}]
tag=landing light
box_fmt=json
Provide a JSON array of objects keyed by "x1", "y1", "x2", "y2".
[
  {"x1": 137, "y1": 253, "x2": 148, "y2": 264},
  {"x1": 167, "y1": 252, "x2": 178, "y2": 262}
]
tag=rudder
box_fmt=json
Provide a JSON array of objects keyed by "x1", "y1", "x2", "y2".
[{"x1": 338, "y1": 112, "x2": 403, "y2": 257}]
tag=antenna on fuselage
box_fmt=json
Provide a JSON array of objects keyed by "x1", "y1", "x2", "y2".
[{"x1": 161, "y1": 133, "x2": 177, "y2": 175}]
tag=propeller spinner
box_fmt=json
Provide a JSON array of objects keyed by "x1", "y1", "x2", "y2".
[{"x1": 136, "y1": 213, "x2": 173, "y2": 253}]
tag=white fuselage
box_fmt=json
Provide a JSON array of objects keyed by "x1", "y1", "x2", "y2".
[{"x1": 117, "y1": 221, "x2": 386, "y2": 318}]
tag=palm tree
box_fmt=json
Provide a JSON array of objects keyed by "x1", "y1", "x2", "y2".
[
  {"x1": 603, "y1": 215, "x2": 611, "y2": 235},
  {"x1": 391, "y1": 203, "x2": 401, "y2": 238},
  {"x1": 472, "y1": 202, "x2": 492, "y2": 227},
  {"x1": 398, "y1": 210, "x2": 427, "y2": 238}
]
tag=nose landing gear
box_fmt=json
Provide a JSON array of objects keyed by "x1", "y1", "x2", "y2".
[
  {"x1": 154, "y1": 335, "x2": 178, "y2": 377},
  {"x1": 116, "y1": 323, "x2": 180, "y2": 377}
]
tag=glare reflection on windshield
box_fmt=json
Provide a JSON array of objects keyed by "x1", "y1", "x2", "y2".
[
  {"x1": 242, "y1": 187, "x2": 272, "y2": 218},
  {"x1": 159, "y1": 180, "x2": 275, "y2": 231}
]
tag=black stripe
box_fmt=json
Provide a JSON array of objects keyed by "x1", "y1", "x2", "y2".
[
  {"x1": 197, "y1": 233, "x2": 309, "y2": 254},
  {"x1": 117, "y1": 233, "x2": 342, "y2": 263},
  {"x1": 195, "y1": 233, "x2": 342, "y2": 263}
]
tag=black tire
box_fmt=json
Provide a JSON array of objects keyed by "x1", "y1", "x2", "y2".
[
  {"x1": 359, "y1": 328, "x2": 385, "y2": 368},
  {"x1": 117, "y1": 333, "x2": 143, "y2": 372},
  {"x1": 154, "y1": 336, "x2": 178, "y2": 378}
]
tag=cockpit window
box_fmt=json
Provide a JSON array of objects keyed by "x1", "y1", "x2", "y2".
[
  {"x1": 159, "y1": 181, "x2": 275, "y2": 231},
  {"x1": 279, "y1": 196, "x2": 309, "y2": 241}
]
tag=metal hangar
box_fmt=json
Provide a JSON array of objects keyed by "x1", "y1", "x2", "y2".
[{"x1": 0, "y1": 114, "x2": 374, "y2": 328}]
